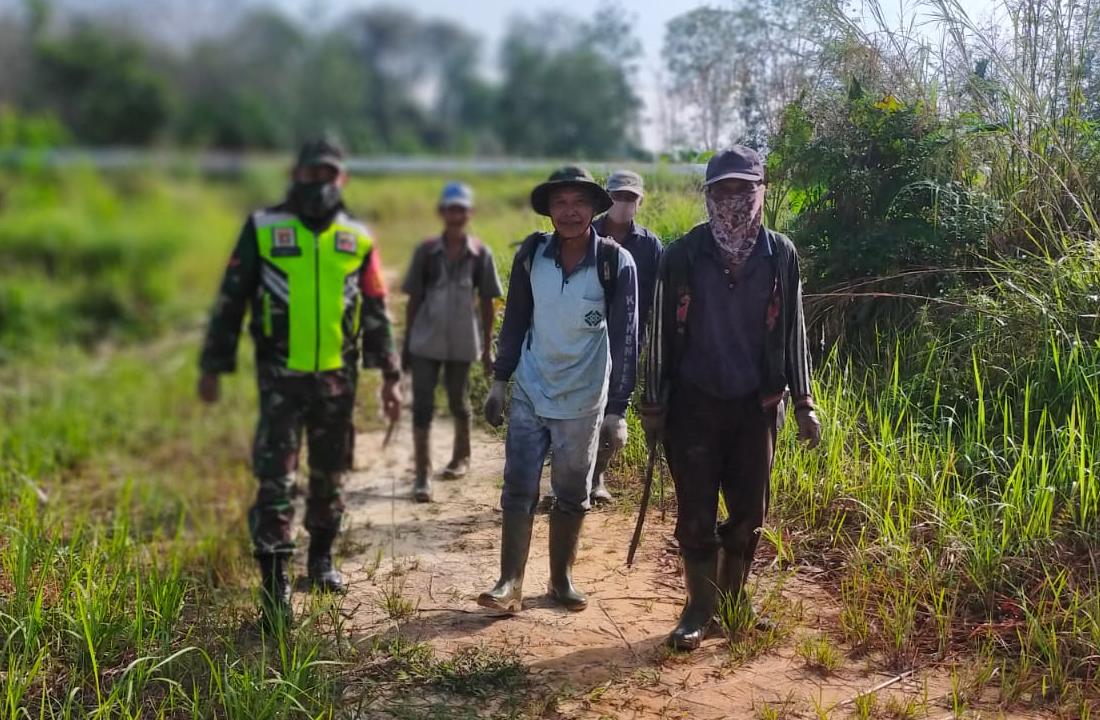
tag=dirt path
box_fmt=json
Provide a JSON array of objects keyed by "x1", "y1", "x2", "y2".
[{"x1": 329, "y1": 415, "x2": 1041, "y2": 719}]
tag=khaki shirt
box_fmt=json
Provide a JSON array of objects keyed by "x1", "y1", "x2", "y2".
[{"x1": 402, "y1": 235, "x2": 503, "y2": 362}]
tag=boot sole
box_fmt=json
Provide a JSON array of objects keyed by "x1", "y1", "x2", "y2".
[
  {"x1": 665, "y1": 633, "x2": 703, "y2": 651},
  {"x1": 548, "y1": 589, "x2": 588, "y2": 612},
  {"x1": 477, "y1": 593, "x2": 522, "y2": 613}
]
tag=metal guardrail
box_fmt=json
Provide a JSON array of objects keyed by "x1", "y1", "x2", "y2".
[{"x1": 0, "y1": 148, "x2": 707, "y2": 177}]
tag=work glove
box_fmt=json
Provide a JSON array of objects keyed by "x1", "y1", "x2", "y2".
[
  {"x1": 795, "y1": 405, "x2": 821, "y2": 449},
  {"x1": 483, "y1": 380, "x2": 508, "y2": 428},
  {"x1": 638, "y1": 403, "x2": 666, "y2": 447},
  {"x1": 600, "y1": 413, "x2": 628, "y2": 454}
]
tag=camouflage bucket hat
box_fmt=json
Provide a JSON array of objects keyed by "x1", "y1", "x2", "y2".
[{"x1": 530, "y1": 165, "x2": 614, "y2": 217}]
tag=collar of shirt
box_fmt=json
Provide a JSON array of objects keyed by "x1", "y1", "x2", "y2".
[
  {"x1": 702, "y1": 224, "x2": 773, "y2": 261},
  {"x1": 593, "y1": 214, "x2": 637, "y2": 242},
  {"x1": 542, "y1": 227, "x2": 598, "y2": 269},
  {"x1": 429, "y1": 233, "x2": 475, "y2": 258}
]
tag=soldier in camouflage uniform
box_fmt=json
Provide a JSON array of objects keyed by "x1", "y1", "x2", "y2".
[{"x1": 198, "y1": 139, "x2": 402, "y2": 629}]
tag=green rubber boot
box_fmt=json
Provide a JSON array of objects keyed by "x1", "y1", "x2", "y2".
[
  {"x1": 666, "y1": 551, "x2": 717, "y2": 651},
  {"x1": 442, "y1": 416, "x2": 471, "y2": 479},
  {"x1": 413, "y1": 427, "x2": 433, "y2": 502},
  {"x1": 477, "y1": 511, "x2": 535, "y2": 612},
  {"x1": 548, "y1": 509, "x2": 588, "y2": 611}
]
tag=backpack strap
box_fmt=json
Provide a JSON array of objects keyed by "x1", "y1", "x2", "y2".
[
  {"x1": 517, "y1": 231, "x2": 548, "y2": 278},
  {"x1": 595, "y1": 236, "x2": 621, "y2": 315},
  {"x1": 419, "y1": 237, "x2": 441, "y2": 292},
  {"x1": 665, "y1": 225, "x2": 706, "y2": 380},
  {"x1": 668, "y1": 225, "x2": 704, "y2": 335},
  {"x1": 468, "y1": 236, "x2": 485, "y2": 290},
  {"x1": 519, "y1": 232, "x2": 619, "y2": 314}
]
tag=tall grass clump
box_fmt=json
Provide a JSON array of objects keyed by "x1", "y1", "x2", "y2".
[
  {"x1": 748, "y1": 0, "x2": 1100, "y2": 708},
  {"x1": 0, "y1": 163, "x2": 242, "y2": 358}
]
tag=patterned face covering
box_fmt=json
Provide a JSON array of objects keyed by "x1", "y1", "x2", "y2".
[{"x1": 705, "y1": 184, "x2": 765, "y2": 267}]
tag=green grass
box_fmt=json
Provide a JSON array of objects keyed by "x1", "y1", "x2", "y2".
[
  {"x1": 2, "y1": 160, "x2": 1100, "y2": 715},
  {"x1": 0, "y1": 166, "x2": 556, "y2": 717},
  {"x1": 795, "y1": 633, "x2": 842, "y2": 674}
]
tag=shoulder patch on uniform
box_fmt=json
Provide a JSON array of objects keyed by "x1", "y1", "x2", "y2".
[
  {"x1": 336, "y1": 214, "x2": 372, "y2": 238},
  {"x1": 335, "y1": 231, "x2": 358, "y2": 254},
  {"x1": 271, "y1": 226, "x2": 301, "y2": 257}
]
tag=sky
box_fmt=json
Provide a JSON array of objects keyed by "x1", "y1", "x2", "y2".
[{"x1": 277, "y1": 0, "x2": 999, "y2": 151}]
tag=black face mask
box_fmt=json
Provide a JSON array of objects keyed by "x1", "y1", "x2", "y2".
[{"x1": 289, "y1": 181, "x2": 342, "y2": 221}]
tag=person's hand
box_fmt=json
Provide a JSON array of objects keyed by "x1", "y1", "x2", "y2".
[
  {"x1": 382, "y1": 377, "x2": 402, "y2": 423},
  {"x1": 638, "y1": 403, "x2": 665, "y2": 446},
  {"x1": 601, "y1": 413, "x2": 628, "y2": 454},
  {"x1": 795, "y1": 406, "x2": 821, "y2": 448},
  {"x1": 483, "y1": 380, "x2": 508, "y2": 428},
  {"x1": 198, "y1": 373, "x2": 220, "y2": 404},
  {"x1": 481, "y1": 348, "x2": 495, "y2": 378}
]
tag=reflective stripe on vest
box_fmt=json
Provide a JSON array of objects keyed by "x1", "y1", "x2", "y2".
[{"x1": 254, "y1": 210, "x2": 373, "y2": 372}]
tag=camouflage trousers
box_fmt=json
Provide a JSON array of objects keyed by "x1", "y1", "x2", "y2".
[{"x1": 248, "y1": 365, "x2": 357, "y2": 557}]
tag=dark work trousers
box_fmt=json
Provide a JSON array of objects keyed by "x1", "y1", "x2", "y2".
[
  {"x1": 248, "y1": 366, "x2": 356, "y2": 557},
  {"x1": 665, "y1": 381, "x2": 777, "y2": 564},
  {"x1": 410, "y1": 355, "x2": 472, "y2": 430}
]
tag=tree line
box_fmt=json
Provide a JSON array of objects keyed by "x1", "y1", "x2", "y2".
[{"x1": 0, "y1": 0, "x2": 645, "y2": 158}]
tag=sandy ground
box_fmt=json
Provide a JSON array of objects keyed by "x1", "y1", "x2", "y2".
[{"x1": 304, "y1": 410, "x2": 1053, "y2": 720}]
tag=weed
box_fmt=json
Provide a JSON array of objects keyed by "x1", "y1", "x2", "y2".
[
  {"x1": 379, "y1": 581, "x2": 417, "y2": 622},
  {"x1": 851, "y1": 691, "x2": 877, "y2": 719},
  {"x1": 796, "y1": 633, "x2": 842, "y2": 674},
  {"x1": 882, "y1": 692, "x2": 925, "y2": 720},
  {"x1": 809, "y1": 689, "x2": 834, "y2": 719}
]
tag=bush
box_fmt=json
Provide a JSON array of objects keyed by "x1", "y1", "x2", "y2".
[
  {"x1": 0, "y1": 166, "x2": 239, "y2": 358},
  {"x1": 769, "y1": 90, "x2": 1001, "y2": 288}
]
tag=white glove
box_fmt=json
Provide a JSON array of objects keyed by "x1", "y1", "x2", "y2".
[{"x1": 601, "y1": 413, "x2": 628, "y2": 454}]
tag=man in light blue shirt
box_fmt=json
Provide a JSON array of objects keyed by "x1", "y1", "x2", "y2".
[{"x1": 478, "y1": 166, "x2": 639, "y2": 614}]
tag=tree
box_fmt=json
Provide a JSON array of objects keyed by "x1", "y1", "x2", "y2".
[
  {"x1": 662, "y1": 1, "x2": 833, "y2": 151},
  {"x1": 342, "y1": 7, "x2": 492, "y2": 153},
  {"x1": 35, "y1": 24, "x2": 171, "y2": 144},
  {"x1": 495, "y1": 6, "x2": 642, "y2": 158},
  {"x1": 662, "y1": 7, "x2": 741, "y2": 151},
  {"x1": 174, "y1": 9, "x2": 308, "y2": 148},
  {"x1": 0, "y1": 15, "x2": 31, "y2": 107}
]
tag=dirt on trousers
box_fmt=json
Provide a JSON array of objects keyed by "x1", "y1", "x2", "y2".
[{"x1": 290, "y1": 413, "x2": 1054, "y2": 720}]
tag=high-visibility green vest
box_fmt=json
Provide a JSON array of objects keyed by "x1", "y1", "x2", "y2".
[{"x1": 254, "y1": 210, "x2": 374, "y2": 372}]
